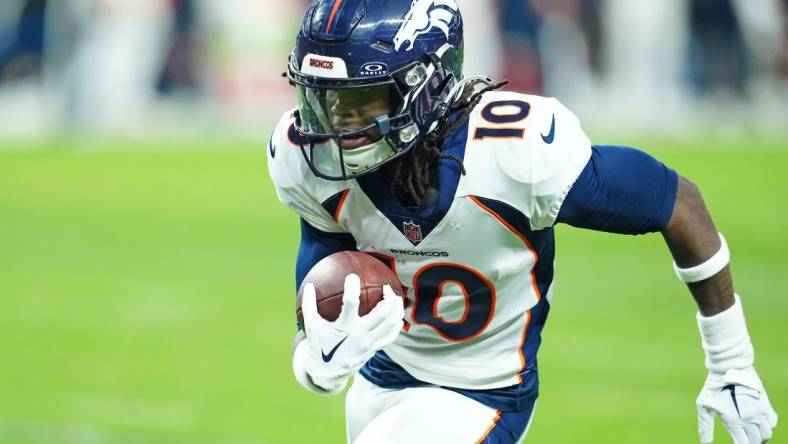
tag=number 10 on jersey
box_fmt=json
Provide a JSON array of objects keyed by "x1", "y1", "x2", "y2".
[{"x1": 473, "y1": 100, "x2": 531, "y2": 140}]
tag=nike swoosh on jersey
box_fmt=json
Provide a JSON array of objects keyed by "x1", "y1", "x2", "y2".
[
  {"x1": 321, "y1": 335, "x2": 349, "y2": 362},
  {"x1": 541, "y1": 114, "x2": 556, "y2": 144},
  {"x1": 268, "y1": 134, "x2": 276, "y2": 158}
]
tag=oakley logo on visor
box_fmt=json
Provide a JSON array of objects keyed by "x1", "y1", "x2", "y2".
[
  {"x1": 301, "y1": 54, "x2": 349, "y2": 78},
  {"x1": 359, "y1": 62, "x2": 389, "y2": 77}
]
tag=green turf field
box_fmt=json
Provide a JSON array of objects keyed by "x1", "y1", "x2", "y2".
[{"x1": 0, "y1": 136, "x2": 786, "y2": 444}]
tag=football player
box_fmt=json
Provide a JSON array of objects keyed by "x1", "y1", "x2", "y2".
[{"x1": 267, "y1": 0, "x2": 778, "y2": 442}]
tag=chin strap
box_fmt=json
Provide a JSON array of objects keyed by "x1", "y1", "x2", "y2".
[{"x1": 337, "y1": 138, "x2": 396, "y2": 174}]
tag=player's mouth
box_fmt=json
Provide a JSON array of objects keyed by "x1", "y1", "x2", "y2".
[{"x1": 339, "y1": 134, "x2": 374, "y2": 150}]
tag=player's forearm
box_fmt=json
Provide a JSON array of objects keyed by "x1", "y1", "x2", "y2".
[
  {"x1": 661, "y1": 175, "x2": 734, "y2": 316},
  {"x1": 662, "y1": 176, "x2": 777, "y2": 440}
]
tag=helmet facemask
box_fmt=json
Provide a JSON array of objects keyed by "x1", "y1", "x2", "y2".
[{"x1": 289, "y1": 55, "x2": 457, "y2": 181}]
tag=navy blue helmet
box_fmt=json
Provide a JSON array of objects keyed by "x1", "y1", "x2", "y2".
[{"x1": 288, "y1": 0, "x2": 464, "y2": 180}]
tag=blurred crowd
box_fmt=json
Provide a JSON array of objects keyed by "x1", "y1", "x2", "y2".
[
  {"x1": 486, "y1": 0, "x2": 788, "y2": 96},
  {"x1": 0, "y1": 0, "x2": 786, "y2": 134}
]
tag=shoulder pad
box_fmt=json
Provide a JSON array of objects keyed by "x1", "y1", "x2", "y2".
[
  {"x1": 469, "y1": 91, "x2": 590, "y2": 185},
  {"x1": 464, "y1": 92, "x2": 592, "y2": 229},
  {"x1": 266, "y1": 109, "x2": 349, "y2": 233},
  {"x1": 267, "y1": 109, "x2": 306, "y2": 190}
]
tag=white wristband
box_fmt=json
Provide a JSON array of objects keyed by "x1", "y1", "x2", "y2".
[
  {"x1": 673, "y1": 233, "x2": 730, "y2": 283},
  {"x1": 293, "y1": 340, "x2": 347, "y2": 396},
  {"x1": 697, "y1": 294, "x2": 754, "y2": 373}
]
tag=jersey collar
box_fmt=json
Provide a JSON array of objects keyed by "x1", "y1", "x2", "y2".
[{"x1": 356, "y1": 118, "x2": 469, "y2": 245}]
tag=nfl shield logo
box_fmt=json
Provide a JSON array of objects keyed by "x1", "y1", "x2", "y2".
[{"x1": 403, "y1": 220, "x2": 423, "y2": 244}]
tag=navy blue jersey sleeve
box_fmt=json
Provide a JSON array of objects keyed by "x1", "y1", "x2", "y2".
[
  {"x1": 556, "y1": 145, "x2": 678, "y2": 234},
  {"x1": 295, "y1": 219, "x2": 357, "y2": 291}
]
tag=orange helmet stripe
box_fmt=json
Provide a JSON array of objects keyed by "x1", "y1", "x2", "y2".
[{"x1": 325, "y1": 0, "x2": 346, "y2": 33}]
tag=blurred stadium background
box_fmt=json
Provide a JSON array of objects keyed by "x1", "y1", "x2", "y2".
[{"x1": 0, "y1": 1, "x2": 786, "y2": 443}]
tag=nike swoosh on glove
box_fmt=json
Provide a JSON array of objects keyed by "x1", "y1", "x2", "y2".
[
  {"x1": 697, "y1": 367, "x2": 778, "y2": 444},
  {"x1": 302, "y1": 273, "x2": 404, "y2": 392},
  {"x1": 696, "y1": 296, "x2": 778, "y2": 443}
]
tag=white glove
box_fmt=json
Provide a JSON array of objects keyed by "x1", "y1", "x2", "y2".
[
  {"x1": 698, "y1": 368, "x2": 778, "y2": 444},
  {"x1": 696, "y1": 295, "x2": 778, "y2": 443},
  {"x1": 301, "y1": 273, "x2": 404, "y2": 392}
]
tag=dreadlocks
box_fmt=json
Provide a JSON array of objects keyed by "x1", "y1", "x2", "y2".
[{"x1": 386, "y1": 78, "x2": 510, "y2": 207}]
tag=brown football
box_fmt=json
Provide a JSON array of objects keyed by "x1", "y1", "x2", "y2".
[{"x1": 296, "y1": 251, "x2": 403, "y2": 329}]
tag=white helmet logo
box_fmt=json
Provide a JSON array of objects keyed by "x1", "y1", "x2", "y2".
[{"x1": 393, "y1": 0, "x2": 459, "y2": 52}]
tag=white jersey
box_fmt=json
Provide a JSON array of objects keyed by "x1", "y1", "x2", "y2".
[{"x1": 268, "y1": 91, "x2": 592, "y2": 391}]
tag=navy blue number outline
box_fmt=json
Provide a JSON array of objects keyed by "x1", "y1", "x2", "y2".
[
  {"x1": 411, "y1": 262, "x2": 496, "y2": 342},
  {"x1": 473, "y1": 100, "x2": 531, "y2": 140}
]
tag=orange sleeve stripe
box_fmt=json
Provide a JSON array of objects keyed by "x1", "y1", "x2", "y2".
[
  {"x1": 334, "y1": 189, "x2": 350, "y2": 222},
  {"x1": 474, "y1": 410, "x2": 502, "y2": 444}
]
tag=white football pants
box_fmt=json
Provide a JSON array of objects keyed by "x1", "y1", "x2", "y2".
[{"x1": 345, "y1": 375, "x2": 536, "y2": 444}]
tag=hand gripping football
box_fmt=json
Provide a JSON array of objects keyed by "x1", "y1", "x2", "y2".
[{"x1": 296, "y1": 251, "x2": 404, "y2": 330}]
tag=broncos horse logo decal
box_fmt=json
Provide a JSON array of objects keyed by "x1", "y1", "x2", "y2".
[{"x1": 393, "y1": 0, "x2": 459, "y2": 52}]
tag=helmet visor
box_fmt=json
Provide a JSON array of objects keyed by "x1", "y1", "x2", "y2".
[
  {"x1": 295, "y1": 83, "x2": 402, "y2": 139},
  {"x1": 295, "y1": 83, "x2": 405, "y2": 178}
]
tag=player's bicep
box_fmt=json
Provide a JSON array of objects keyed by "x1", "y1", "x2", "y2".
[
  {"x1": 296, "y1": 219, "x2": 357, "y2": 290},
  {"x1": 556, "y1": 145, "x2": 678, "y2": 234}
]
